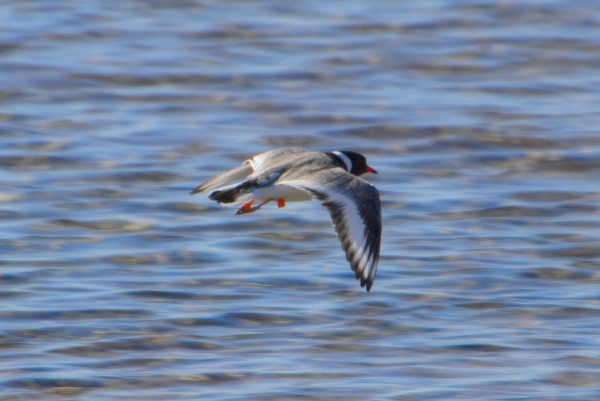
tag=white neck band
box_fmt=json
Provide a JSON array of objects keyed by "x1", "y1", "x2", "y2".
[{"x1": 332, "y1": 151, "x2": 353, "y2": 172}]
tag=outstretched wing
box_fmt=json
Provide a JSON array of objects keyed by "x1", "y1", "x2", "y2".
[
  {"x1": 286, "y1": 170, "x2": 381, "y2": 291},
  {"x1": 189, "y1": 161, "x2": 253, "y2": 195},
  {"x1": 189, "y1": 148, "x2": 306, "y2": 195},
  {"x1": 249, "y1": 147, "x2": 306, "y2": 172}
]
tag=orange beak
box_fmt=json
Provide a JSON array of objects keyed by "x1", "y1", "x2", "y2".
[{"x1": 366, "y1": 166, "x2": 378, "y2": 174}]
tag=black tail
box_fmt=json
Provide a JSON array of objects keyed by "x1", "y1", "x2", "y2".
[
  {"x1": 209, "y1": 188, "x2": 241, "y2": 204},
  {"x1": 208, "y1": 179, "x2": 259, "y2": 204}
]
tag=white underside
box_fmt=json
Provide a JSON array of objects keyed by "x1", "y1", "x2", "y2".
[{"x1": 252, "y1": 184, "x2": 313, "y2": 202}]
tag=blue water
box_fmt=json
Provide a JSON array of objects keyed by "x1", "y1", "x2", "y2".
[{"x1": 2, "y1": 1, "x2": 600, "y2": 400}]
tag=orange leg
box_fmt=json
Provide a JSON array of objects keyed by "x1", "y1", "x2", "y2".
[
  {"x1": 236, "y1": 198, "x2": 278, "y2": 215},
  {"x1": 236, "y1": 198, "x2": 256, "y2": 215},
  {"x1": 277, "y1": 199, "x2": 286, "y2": 208}
]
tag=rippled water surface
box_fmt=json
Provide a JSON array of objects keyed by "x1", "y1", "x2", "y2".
[{"x1": 2, "y1": 1, "x2": 600, "y2": 400}]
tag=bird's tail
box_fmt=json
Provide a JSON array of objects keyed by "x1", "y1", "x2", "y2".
[
  {"x1": 208, "y1": 179, "x2": 258, "y2": 205},
  {"x1": 209, "y1": 187, "x2": 244, "y2": 204}
]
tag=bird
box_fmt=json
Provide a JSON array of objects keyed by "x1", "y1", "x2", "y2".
[{"x1": 189, "y1": 147, "x2": 381, "y2": 291}]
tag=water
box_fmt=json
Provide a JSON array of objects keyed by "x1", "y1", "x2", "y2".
[{"x1": 2, "y1": 0, "x2": 600, "y2": 399}]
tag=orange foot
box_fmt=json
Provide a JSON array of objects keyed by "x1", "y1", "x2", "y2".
[
  {"x1": 236, "y1": 199, "x2": 256, "y2": 215},
  {"x1": 277, "y1": 199, "x2": 286, "y2": 208}
]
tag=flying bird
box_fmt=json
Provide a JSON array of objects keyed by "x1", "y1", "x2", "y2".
[{"x1": 189, "y1": 147, "x2": 381, "y2": 291}]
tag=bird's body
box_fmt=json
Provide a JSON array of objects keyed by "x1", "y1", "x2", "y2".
[{"x1": 189, "y1": 147, "x2": 382, "y2": 291}]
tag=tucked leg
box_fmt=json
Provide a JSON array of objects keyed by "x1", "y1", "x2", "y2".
[
  {"x1": 236, "y1": 198, "x2": 274, "y2": 215},
  {"x1": 236, "y1": 199, "x2": 256, "y2": 215},
  {"x1": 277, "y1": 199, "x2": 286, "y2": 208}
]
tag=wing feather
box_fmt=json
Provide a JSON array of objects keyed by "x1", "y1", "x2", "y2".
[
  {"x1": 189, "y1": 148, "x2": 305, "y2": 195},
  {"x1": 250, "y1": 147, "x2": 306, "y2": 172},
  {"x1": 285, "y1": 171, "x2": 381, "y2": 291},
  {"x1": 189, "y1": 161, "x2": 253, "y2": 195}
]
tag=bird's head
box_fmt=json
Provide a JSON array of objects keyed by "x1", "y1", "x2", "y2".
[{"x1": 333, "y1": 150, "x2": 378, "y2": 176}]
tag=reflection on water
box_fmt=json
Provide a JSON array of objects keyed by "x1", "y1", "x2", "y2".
[{"x1": 2, "y1": 0, "x2": 600, "y2": 400}]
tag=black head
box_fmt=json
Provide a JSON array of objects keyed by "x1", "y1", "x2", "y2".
[{"x1": 332, "y1": 150, "x2": 378, "y2": 176}]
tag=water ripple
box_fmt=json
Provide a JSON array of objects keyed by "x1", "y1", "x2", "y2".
[{"x1": 2, "y1": 1, "x2": 600, "y2": 400}]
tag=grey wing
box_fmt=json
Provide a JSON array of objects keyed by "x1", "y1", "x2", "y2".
[
  {"x1": 250, "y1": 147, "x2": 306, "y2": 172},
  {"x1": 286, "y1": 171, "x2": 382, "y2": 291},
  {"x1": 189, "y1": 161, "x2": 253, "y2": 195},
  {"x1": 189, "y1": 148, "x2": 306, "y2": 195}
]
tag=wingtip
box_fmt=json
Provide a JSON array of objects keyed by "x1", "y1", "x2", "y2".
[{"x1": 189, "y1": 185, "x2": 204, "y2": 196}]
